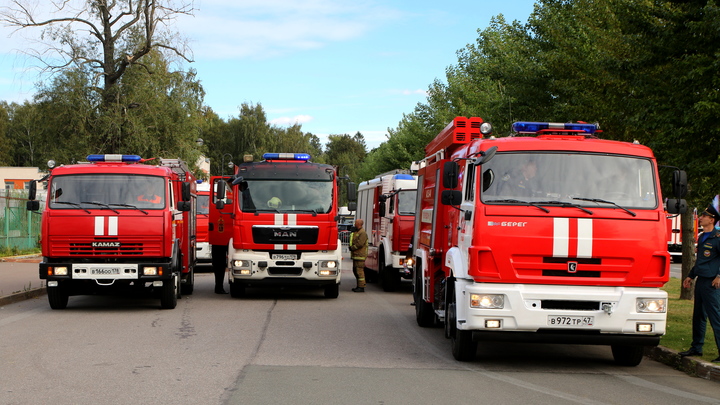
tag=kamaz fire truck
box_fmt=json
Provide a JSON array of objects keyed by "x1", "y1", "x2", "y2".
[
  {"x1": 26, "y1": 154, "x2": 198, "y2": 309},
  {"x1": 209, "y1": 153, "x2": 354, "y2": 298},
  {"x1": 413, "y1": 117, "x2": 687, "y2": 366},
  {"x1": 196, "y1": 180, "x2": 212, "y2": 263},
  {"x1": 356, "y1": 169, "x2": 417, "y2": 291}
]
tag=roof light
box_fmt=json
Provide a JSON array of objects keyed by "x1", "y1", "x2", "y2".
[
  {"x1": 512, "y1": 122, "x2": 597, "y2": 134},
  {"x1": 87, "y1": 154, "x2": 142, "y2": 163},
  {"x1": 262, "y1": 153, "x2": 311, "y2": 161}
]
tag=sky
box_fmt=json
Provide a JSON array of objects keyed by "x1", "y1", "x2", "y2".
[{"x1": 0, "y1": 0, "x2": 537, "y2": 150}]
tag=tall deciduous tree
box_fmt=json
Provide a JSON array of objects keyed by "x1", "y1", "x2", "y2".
[{"x1": 1, "y1": 0, "x2": 195, "y2": 153}]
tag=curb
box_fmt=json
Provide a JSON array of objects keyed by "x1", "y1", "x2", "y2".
[
  {"x1": 646, "y1": 345, "x2": 720, "y2": 382},
  {"x1": 0, "y1": 287, "x2": 46, "y2": 307}
]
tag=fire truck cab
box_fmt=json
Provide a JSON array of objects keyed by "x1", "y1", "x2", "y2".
[
  {"x1": 209, "y1": 153, "x2": 355, "y2": 298},
  {"x1": 27, "y1": 154, "x2": 197, "y2": 310},
  {"x1": 356, "y1": 169, "x2": 418, "y2": 291},
  {"x1": 413, "y1": 118, "x2": 687, "y2": 366},
  {"x1": 196, "y1": 180, "x2": 212, "y2": 263}
]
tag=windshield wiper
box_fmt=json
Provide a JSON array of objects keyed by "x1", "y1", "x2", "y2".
[
  {"x1": 484, "y1": 199, "x2": 550, "y2": 213},
  {"x1": 535, "y1": 200, "x2": 594, "y2": 215},
  {"x1": 107, "y1": 203, "x2": 148, "y2": 215},
  {"x1": 81, "y1": 201, "x2": 120, "y2": 214},
  {"x1": 54, "y1": 201, "x2": 91, "y2": 214},
  {"x1": 572, "y1": 197, "x2": 636, "y2": 217}
]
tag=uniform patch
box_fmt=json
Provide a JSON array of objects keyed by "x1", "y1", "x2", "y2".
[{"x1": 704, "y1": 250, "x2": 712, "y2": 257}]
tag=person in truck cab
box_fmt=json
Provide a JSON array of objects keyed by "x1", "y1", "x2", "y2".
[
  {"x1": 499, "y1": 159, "x2": 539, "y2": 198},
  {"x1": 680, "y1": 202, "x2": 720, "y2": 363},
  {"x1": 137, "y1": 180, "x2": 162, "y2": 205}
]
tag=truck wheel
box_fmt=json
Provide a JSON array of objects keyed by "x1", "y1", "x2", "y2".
[
  {"x1": 380, "y1": 254, "x2": 399, "y2": 292},
  {"x1": 160, "y1": 275, "x2": 178, "y2": 309},
  {"x1": 181, "y1": 268, "x2": 194, "y2": 295},
  {"x1": 611, "y1": 344, "x2": 645, "y2": 366},
  {"x1": 324, "y1": 283, "x2": 339, "y2": 299},
  {"x1": 47, "y1": 282, "x2": 69, "y2": 310},
  {"x1": 229, "y1": 280, "x2": 245, "y2": 298},
  {"x1": 414, "y1": 261, "x2": 435, "y2": 327},
  {"x1": 445, "y1": 299, "x2": 477, "y2": 361}
]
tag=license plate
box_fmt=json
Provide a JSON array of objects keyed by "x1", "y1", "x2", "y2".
[
  {"x1": 272, "y1": 254, "x2": 297, "y2": 260},
  {"x1": 92, "y1": 267, "x2": 120, "y2": 275},
  {"x1": 547, "y1": 316, "x2": 594, "y2": 327}
]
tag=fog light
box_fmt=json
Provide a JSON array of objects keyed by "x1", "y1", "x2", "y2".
[
  {"x1": 143, "y1": 267, "x2": 158, "y2": 276},
  {"x1": 636, "y1": 323, "x2": 653, "y2": 333},
  {"x1": 470, "y1": 294, "x2": 504, "y2": 309},
  {"x1": 53, "y1": 266, "x2": 68, "y2": 276},
  {"x1": 319, "y1": 269, "x2": 337, "y2": 276},
  {"x1": 485, "y1": 319, "x2": 502, "y2": 329},
  {"x1": 238, "y1": 269, "x2": 251, "y2": 276}
]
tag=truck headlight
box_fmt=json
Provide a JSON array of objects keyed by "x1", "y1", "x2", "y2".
[
  {"x1": 318, "y1": 260, "x2": 338, "y2": 276},
  {"x1": 637, "y1": 298, "x2": 666, "y2": 313},
  {"x1": 143, "y1": 266, "x2": 158, "y2": 276},
  {"x1": 53, "y1": 266, "x2": 68, "y2": 276},
  {"x1": 233, "y1": 260, "x2": 251, "y2": 269},
  {"x1": 470, "y1": 294, "x2": 504, "y2": 309}
]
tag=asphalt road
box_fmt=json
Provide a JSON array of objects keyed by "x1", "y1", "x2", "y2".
[{"x1": 1, "y1": 263, "x2": 719, "y2": 405}]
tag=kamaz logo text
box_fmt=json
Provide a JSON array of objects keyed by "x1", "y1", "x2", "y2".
[
  {"x1": 92, "y1": 242, "x2": 121, "y2": 247},
  {"x1": 273, "y1": 231, "x2": 297, "y2": 238}
]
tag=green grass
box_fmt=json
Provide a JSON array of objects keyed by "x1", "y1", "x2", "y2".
[
  {"x1": 662, "y1": 277, "x2": 718, "y2": 362},
  {"x1": 0, "y1": 247, "x2": 40, "y2": 258}
]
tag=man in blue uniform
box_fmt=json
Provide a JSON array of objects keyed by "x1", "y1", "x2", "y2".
[{"x1": 679, "y1": 203, "x2": 720, "y2": 362}]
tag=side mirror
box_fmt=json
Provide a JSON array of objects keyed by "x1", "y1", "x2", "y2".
[
  {"x1": 379, "y1": 201, "x2": 386, "y2": 218},
  {"x1": 348, "y1": 201, "x2": 357, "y2": 212},
  {"x1": 672, "y1": 170, "x2": 687, "y2": 198},
  {"x1": 177, "y1": 201, "x2": 191, "y2": 212},
  {"x1": 666, "y1": 198, "x2": 687, "y2": 214},
  {"x1": 441, "y1": 190, "x2": 462, "y2": 206},
  {"x1": 26, "y1": 200, "x2": 40, "y2": 211},
  {"x1": 181, "y1": 182, "x2": 191, "y2": 202},
  {"x1": 28, "y1": 180, "x2": 37, "y2": 201},
  {"x1": 474, "y1": 146, "x2": 498, "y2": 165},
  {"x1": 347, "y1": 182, "x2": 357, "y2": 202},
  {"x1": 443, "y1": 161, "x2": 459, "y2": 189}
]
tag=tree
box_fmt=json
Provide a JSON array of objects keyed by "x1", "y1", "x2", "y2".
[{"x1": 1, "y1": 0, "x2": 195, "y2": 153}]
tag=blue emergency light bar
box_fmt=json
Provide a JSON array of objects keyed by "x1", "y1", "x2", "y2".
[
  {"x1": 512, "y1": 122, "x2": 598, "y2": 134},
  {"x1": 263, "y1": 153, "x2": 311, "y2": 161},
  {"x1": 87, "y1": 154, "x2": 142, "y2": 163}
]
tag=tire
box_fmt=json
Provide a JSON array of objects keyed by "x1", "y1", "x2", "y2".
[
  {"x1": 414, "y1": 260, "x2": 435, "y2": 327},
  {"x1": 181, "y1": 268, "x2": 194, "y2": 295},
  {"x1": 47, "y1": 282, "x2": 69, "y2": 310},
  {"x1": 160, "y1": 275, "x2": 178, "y2": 309},
  {"x1": 324, "y1": 283, "x2": 339, "y2": 299},
  {"x1": 447, "y1": 280, "x2": 477, "y2": 361},
  {"x1": 380, "y1": 253, "x2": 400, "y2": 292},
  {"x1": 229, "y1": 280, "x2": 245, "y2": 298},
  {"x1": 611, "y1": 345, "x2": 645, "y2": 366}
]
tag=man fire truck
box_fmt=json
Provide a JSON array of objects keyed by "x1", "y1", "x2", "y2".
[
  {"x1": 26, "y1": 154, "x2": 198, "y2": 310},
  {"x1": 196, "y1": 180, "x2": 212, "y2": 263},
  {"x1": 356, "y1": 169, "x2": 417, "y2": 291},
  {"x1": 209, "y1": 153, "x2": 354, "y2": 298},
  {"x1": 413, "y1": 117, "x2": 687, "y2": 366}
]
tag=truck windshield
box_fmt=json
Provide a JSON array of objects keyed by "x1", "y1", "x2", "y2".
[
  {"x1": 239, "y1": 180, "x2": 333, "y2": 213},
  {"x1": 49, "y1": 174, "x2": 166, "y2": 210},
  {"x1": 480, "y1": 153, "x2": 657, "y2": 209},
  {"x1": 397, "y1": 190, "x2": 417, "y2": 215}
]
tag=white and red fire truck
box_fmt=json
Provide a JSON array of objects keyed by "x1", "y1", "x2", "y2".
[
  {"x1": 412, "y1": 117, "x2": 687, "y2": 366},
  {"x1": 27, "y1": 154, "x2": 198, "y2": 309},
  {"x1": 196, "y1": 180, "x2": 212, "y2": 263},
  {"x1": 356, "y1": 169, "x2": 417, "y2": 291},
  {"x1": 209, "y1": 153, "x2": 354, "y2": 298}
]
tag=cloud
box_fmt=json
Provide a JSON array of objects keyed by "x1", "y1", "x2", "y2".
[
  {"x1": 269, "y1": 114, "x2": 314, "y2": 126},
  {"x1": 181, "y1": 0, "x2": 403, "y2": 60}
]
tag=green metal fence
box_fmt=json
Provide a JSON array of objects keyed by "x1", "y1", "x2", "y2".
[{"x1": 0, "y1": 191, "x2": 41, "y2": 251}]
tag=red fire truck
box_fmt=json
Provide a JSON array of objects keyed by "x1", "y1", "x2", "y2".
[
  {"x1": 26, "y1": 154, "x2": 198, "y2": 309},
  {"x1": 413, "y1": 117, "x2": 687, "y2": 366},
  {"x1": 196, "y1": 180, "x2": 212, "y2": 263},
  {"x1": 209, "y1": 153, "x2": 354, "y2": 298},
  {"x1": 356, "y1": 170, "x2": 417, "y2": 291}
]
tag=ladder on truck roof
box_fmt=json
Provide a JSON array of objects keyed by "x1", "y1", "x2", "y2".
[{"x1": 159, "y1": 158, "x2": 190, "y2": 180}]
